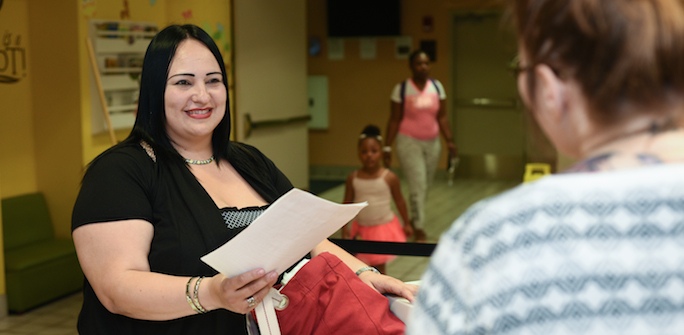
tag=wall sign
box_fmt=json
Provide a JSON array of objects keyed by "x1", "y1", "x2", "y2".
[{"x1": 0, "y1": 32, "x2": 26, "y2": 84}]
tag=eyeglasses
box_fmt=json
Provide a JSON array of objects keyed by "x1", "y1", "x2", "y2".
[
  {"x1": 508, "y1": 55, "x2": 566, "y2": 79},
  {"x1": 512, "y1": 63, "x2": 530, "y2": 77},
  {"x1": 508, "y1": 55, "x2": 530, "y2": 77}
]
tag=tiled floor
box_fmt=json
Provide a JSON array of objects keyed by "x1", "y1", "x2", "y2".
[
  {"x1": 0, "y1": 174, "x2": 519, "y2": 334},
  {"x1": 320, "y1": 173, "x2": 520, "y2": 282},
  {"x1": 0, "y1": 292, "x2": 81, "y2": 334}
]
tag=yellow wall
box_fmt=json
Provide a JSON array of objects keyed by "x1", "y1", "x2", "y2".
[
  {"x1": 0, "y1": 0, "x2": 234, "y2": 302},
  {"x1": 0, "y1": 0, "x2": 26, "y2": 298},
  {"x1": 307, "y1": 0, "x2": 504, "y2": 169},
  {"x1": 0, "y1": 0, "x2": 38, "y2": 198},
  {"x1": 0, "y1": 0, "x2": 37, "y2": 300},
  {"x1": 29, "y1": 0, "x2": 84, "y2": 239},
  {"x1": 0, "y1": 0, "x2": 233, "y2": 237}
]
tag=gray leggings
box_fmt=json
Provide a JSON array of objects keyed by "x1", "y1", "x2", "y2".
[{"x1": 395, "y1": 133, "x2": 441, "y2": 229}]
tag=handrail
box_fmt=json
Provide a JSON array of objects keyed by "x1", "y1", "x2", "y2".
[
  {"x1": 455, "y1": 98, "x2": 520, "y2": 109},
  {"x1": 244, "y1": 113, "x2": 311, "y2": 138},
  {"x1": 329, "y1": 239, "x2": 437, "y2": 257}
]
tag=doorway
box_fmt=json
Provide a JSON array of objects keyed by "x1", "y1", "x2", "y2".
[{"x1": 450, "y1": 11, "x2": 524, "y2": 179}]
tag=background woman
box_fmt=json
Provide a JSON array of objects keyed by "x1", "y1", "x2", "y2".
[
  {"x1": 72, "y1": 24, "x2": 415, "y2": 334},
  {"x1": 384, "y1": 50, "x2": 457, "y2": 243},
  {"x1": 409, "y1": 0, "x2": 684, "y2": 333}
]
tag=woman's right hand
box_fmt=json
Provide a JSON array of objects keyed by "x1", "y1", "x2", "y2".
[
  {"x1": 403, "y1": 223, "x2": 414, "y2": 238},
  {"x1": 206, "y1": 268, "x2": 279, "y2": 314}
]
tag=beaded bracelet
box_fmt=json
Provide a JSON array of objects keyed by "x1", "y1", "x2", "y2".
[
  {"x1": 193, "y1": 276, "x2": 207, "y2": 314},
  {"x1": 355, "y1": 266, "x2": 380, "y2": 276}
]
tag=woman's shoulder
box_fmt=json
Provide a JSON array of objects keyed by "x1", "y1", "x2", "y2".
[
  {"x1": 390, "y1": 79, "x2": 411, "y2": 100},
  {"x1": 85, "y1": 141, "x2": 155, "y2": 176},
  {"x1": 452, "y1": 165, "x2": 684, "y2": 237},
  {"x1": 93, "y1": 141, "x2": 153, "y2": 164},
  {"x1": 228, "y1": 141, "x2": 281, "y2": 176},
  {"x1": 229, "y1": 141, "x2": 265, "y2": 157}
]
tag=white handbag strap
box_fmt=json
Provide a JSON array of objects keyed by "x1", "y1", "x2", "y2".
[
  {"x1": 255, "y1": 259, "x2": 305, "y2": 334},
  {"x1": 254, "y1": 288, "x2": 283, "y2": 335}
]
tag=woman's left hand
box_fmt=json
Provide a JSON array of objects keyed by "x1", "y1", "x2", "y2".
[
  {"x1": 447, "y1": 142, "x2": 458, "y2": 158},
  {"x1": 358, "y1": 271, "x2": 419, "y2": 303}
]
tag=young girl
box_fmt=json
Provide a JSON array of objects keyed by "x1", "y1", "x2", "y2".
[{"x1": 342, "y1": 125, "x2": 413, "y2": 274}]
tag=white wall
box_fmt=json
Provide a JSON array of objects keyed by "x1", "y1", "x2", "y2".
[{"x1": 233, "y1": 0, "x2": 309, "y2": 189}]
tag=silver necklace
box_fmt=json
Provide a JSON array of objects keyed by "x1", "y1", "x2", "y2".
[{"x1": 185, "y1": 155, "x2": 215, "y2": 165}]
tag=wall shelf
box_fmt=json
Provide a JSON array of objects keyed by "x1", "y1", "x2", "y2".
[{"x1": 87, "y1": 19, "x2": 157, "y2": 143}]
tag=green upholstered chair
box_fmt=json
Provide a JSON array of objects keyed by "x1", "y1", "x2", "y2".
[{"x1": 2, "y1": 193, "x2": 83, "y2": 313}]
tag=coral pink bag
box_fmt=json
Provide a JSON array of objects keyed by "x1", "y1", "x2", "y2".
[{"x1": 252, "y1": 252, "x2": 405, "y2": 335}]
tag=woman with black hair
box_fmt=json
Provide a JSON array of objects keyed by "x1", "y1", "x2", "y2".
[
  {"x1": 72, "y1": 24, "x2": 416, "y2": 334},
  {"x1": 384, "y1": 50, "x2": 457, "y2": 243}
]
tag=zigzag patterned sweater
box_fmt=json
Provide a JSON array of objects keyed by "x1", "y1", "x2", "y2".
[{"x1": 408, "y1": 163, "x2": 684, "y2": 335}]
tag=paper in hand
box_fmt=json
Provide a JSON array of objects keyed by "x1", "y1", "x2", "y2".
[{"x1": 201, "y1": 188, "x2": 367, "y2": 277}]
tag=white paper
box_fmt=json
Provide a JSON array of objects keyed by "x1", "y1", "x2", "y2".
[
  {"x1": 201, "y1": 188, "x2": 367, "y2": 277},
  {"x1": 360, "y1": 38, "x2": 377, "y2": 59},
  {"x1": 328, "y1": 38, "x2": 344, "y2": 60}
]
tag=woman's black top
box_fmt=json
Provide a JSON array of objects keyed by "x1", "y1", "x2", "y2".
[{"x1": 72, "y1": 141, "x2": 293, "y2": 334}]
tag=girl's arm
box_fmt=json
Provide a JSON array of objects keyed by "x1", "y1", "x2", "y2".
[
  {"x1": 386, "y1": 170, "x2": 413, "y2": 237},
  {"x1": 342, "y1": 172, "x2": 355, "y2": 204},
  {"x1": 311, "y1": 239, "x2": 417, "y2": 302},
  {"x1": 341, "y1": 173, "x2": 355, "y2": 239},
  {"x1": 73, "y1": 219, "x2": 278, "y2": 320}
]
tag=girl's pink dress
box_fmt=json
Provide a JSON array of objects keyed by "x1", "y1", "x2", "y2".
[{"x1": 349, "y1": 169, "x2": 407, "y2": 265}]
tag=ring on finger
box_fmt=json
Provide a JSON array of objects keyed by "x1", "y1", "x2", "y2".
[{"x1": 247, "y1": 296, "x2": 257, "y2": 308}]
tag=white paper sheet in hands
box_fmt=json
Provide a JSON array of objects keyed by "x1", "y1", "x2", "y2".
[{"x1": 201, "y1": 188, "x2": 367, "y2": 277}]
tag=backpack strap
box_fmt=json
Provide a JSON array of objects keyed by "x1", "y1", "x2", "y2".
[
  {"x1": 400, "y1": 80, "x2": 407, "y2": 112},
  {"x1": 430, "y1": 78, "x2": 440, "y2": 96}
]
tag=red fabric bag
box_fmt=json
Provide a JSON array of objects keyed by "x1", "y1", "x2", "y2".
[{"x1": 271, "y1": 252, "x2": 405, "y2": 335}]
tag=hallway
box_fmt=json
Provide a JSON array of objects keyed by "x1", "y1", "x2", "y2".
[
  {"x1": 0, "y1": 175, "x2": 519, "y2": 334},
  {"x1": 321, "y1": 173, "x2": 519, "y2": 282}
]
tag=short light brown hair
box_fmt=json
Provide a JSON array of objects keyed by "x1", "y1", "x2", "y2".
[{"x1": 512, "y1": 0, "x2": 684, "y2": 123}]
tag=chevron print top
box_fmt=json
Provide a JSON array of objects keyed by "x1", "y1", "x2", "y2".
[{"x1": 408, "y1": 163, "x2": 684, "y2": 335}]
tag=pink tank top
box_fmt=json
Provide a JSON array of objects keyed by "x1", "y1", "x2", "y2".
[{"x1": 352, "y1": 170, "x2": 395, "y2": 226}]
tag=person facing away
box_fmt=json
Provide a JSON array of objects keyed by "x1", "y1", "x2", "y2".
[
  {"x1": 408, "y1": 0, "x2": 684, "y2": 334},
  {"x1": 342, "y1": 125, "x2": 413, "y2": 274},
  {"x1": 383, "y1": 50, "x2": 457, "y2": 243},
  {"x1": 71, "y1": 24, "x2": 417, "y2": 334}
]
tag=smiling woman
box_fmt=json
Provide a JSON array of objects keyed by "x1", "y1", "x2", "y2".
[
  {"x1": 164, "y1": 39, "x2": 227, "y2": 161},
  {"x1": 71, "y1": 24, "x2": 417, "y2": 335}
]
